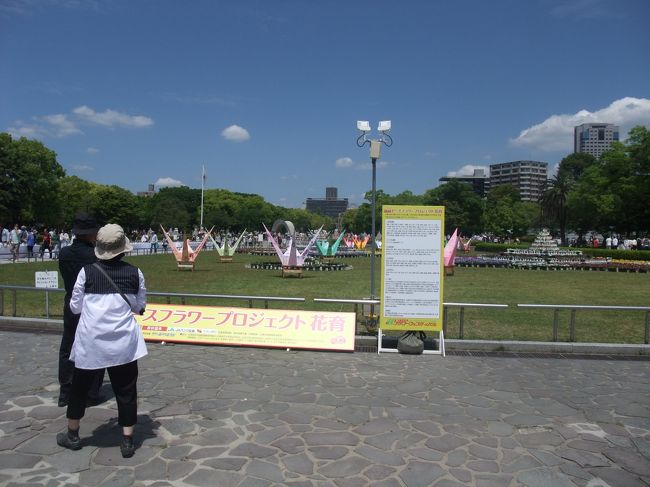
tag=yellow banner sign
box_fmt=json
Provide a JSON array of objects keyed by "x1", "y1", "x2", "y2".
[{"x1": 136, "y1": 303, "x2": 356, "y2": 351}]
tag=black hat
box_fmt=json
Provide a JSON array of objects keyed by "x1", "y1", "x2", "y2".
[{"x1": 71, "y1": 213, "x2": 100, "y2": 236}]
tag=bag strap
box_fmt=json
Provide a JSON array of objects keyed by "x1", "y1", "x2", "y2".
[{"x1": 92, "y1": 263, "x2": 133, "y2": 310}]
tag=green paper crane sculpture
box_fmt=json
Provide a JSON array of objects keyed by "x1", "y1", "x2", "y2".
[
  {"x1": 316, "y1": 230, "x2": 346, "y2": 259},
  {"x1": 208, "y1": 230, "x2": 246, "y2": 262}
]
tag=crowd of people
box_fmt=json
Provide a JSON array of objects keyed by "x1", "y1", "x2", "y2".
[{"x1": 0, "y1": 223, "x2": 73, "y2": 262}]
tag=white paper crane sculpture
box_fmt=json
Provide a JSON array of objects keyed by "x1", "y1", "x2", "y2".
[{"x1": 263, "y1": 220, "x2": 323, "y2": 277}]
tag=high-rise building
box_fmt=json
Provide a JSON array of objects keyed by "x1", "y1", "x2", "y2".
[
  {"x1": 438, "y1": 168, "x2": 489, "y2": 197},
  {"x1": 306, "y1": 187, "x2": 348, "y2": 219},
  {"x1": 574, "y1": 123, "x2": 619, "y2": 159},
  {"x1": 489, "y1": 161, "x2": 548, "y2": 201}
]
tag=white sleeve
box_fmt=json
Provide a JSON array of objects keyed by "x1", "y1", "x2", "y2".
[
  {"x1": 134, "y1": 269, "x2": 147, "y2": 313},
  {"x1": 70, "y1": 268, "x2": 87, "y2": 315}
]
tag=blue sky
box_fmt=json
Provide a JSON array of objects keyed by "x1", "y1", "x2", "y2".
[{"x1": 2, "y1": 0, "x2": 649, "y2": 208}]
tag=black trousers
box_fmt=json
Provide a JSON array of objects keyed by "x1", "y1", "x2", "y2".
[
  {"x1": 59, "y1": 298, "x2": 104, "y2": 398},
  {"x1": 67, "y1": 361, "x2": 139, "y2": 427}
]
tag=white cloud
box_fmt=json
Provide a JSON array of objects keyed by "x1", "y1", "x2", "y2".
[
  {"x1": 446, "y1": 164, "x2": 489, "y2": 177},
  {"x1": 87, "y1": 147, "x2": 99, "y2": 154},
  {"x1": 510, "y1": 97, "x2": 650, "y2": 152},
  {"x1": 40, "y1": 113, "x2": 82, "y2": 136},
  {"x1": 7, "y1": 122, "x2": 46, "y2": 139},
  {"x1": 336, "y1": 157, "x2": 354, "y2": 168},
  {"x1": 155, "y1": 177, "x2": 184, "y2": 188},
  {"x1": 73, "y1": 105, "x2": 154, "y2": 128},
  {"x1": 71, "y1": 164, "x2": 94, "y2": 171},
  {"x1": 221, "y1": 124, "x2": 250, "y2": 142},
  {"x1": 280, "y1": 174, "x2": 298, "y2": 181},
  {"x1": 6, "y1": 105, "x2": 154, "y2": 139},
  {"x1": 8, "y1": 113, "x2": 81, "y2": 139}
]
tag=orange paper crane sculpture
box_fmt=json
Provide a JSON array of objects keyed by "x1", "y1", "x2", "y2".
[
  {"x1": 161, "y1": 225, "x2": 213, "y2": 271},
  {"x1": 353, "y1": 234, "x2": 370, "y2": 250},
  {"x1": 444, "y1": 228, "x2": 460, "y2": 275}
]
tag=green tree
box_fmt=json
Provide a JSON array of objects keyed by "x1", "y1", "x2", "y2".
[
  {"x1": 0, "y1": 133, "x2": 66, "y2": 224},
  {"x1": 541, "y1": 172, "x2": 573, "y2": 244},
  {"x1": 423, "y1": 180, "x2": 484, "y2": 235}
]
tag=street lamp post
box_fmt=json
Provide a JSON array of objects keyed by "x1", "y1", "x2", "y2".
[{"x1": 356, "y1": 121, "x2": 393, "y2": 326}]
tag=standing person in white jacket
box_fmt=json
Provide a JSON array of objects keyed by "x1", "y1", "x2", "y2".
[{"x1": 56, "y1": 224, "x2": 147, "y2": 458}]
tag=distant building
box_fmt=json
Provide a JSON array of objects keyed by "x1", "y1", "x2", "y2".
[
  {"x1": 306, "y1": 187, "x2": 348, "y2": 219},
  {"x1": 574, "y1": 123, "x2": 619, "y2": 159},
  {"x1": 438, "y1": 168, "x2": 489, "y2": 197},
  {"x1": 137, "y1": 184, "x2": 156, "y2": 197},
  {"x1": 489, "y1": 161, "x2": 548, "y2": 201}
]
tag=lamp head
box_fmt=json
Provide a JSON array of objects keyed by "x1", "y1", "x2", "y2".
[
  {"x1": 378, "y1": 120, "x2": 391, "y2": 132},
  {"x1": 357, "y1": 120, "x2": 371, "y2": 133}
]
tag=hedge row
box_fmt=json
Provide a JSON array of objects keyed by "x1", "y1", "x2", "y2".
[{"x1": 472, "y1": 242, "x2": 650, "y2": 261}]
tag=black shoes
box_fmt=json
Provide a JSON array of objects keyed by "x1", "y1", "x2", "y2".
[
  {"x1": 120, "y1": 435, "x2": 135, "y2": 458},
  {"x1": 56, "y1": 430, "x2": 81, "y2": 451}
]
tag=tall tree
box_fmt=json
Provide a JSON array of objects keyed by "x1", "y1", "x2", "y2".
[
  {"x1": 0, "y1": 133, "x2": 66, "y2": 224},
  {"x1": 422, "y1": 180, "x2": 484, "y2": 235},
  {"x1": 541, "y1": 171, "x2": 573, "y2": 244}
]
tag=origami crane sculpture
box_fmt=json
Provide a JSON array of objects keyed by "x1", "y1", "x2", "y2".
[
  {"x1": 353, "y1": 234, "x2": 370, "y2": 250},
  {"x1": 342, "y1": 236, "x2": 355, "y2": 248},
  {"x1": 263, "y1": 220, "x2": 323, "y2": 277},
  {"x1": 444, "y1": 228, "x2": 460, "y2": 275},
  {"x1": 161, "y1": 225, "x2": 213, "y2": 271},
  {"x1": 315, "y1": 230, "x2": 346, "y2": 259},
  {"x1": 208, "y1": 229, "x2": 246, "y2": 262}
]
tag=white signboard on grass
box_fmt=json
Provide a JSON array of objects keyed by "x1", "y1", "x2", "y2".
[{"x1": 35, "y1": 271, "x2": 59, "y2": 289}]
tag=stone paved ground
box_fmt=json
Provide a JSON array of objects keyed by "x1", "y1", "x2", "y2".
[{"x1": 0, "y1": 330, "x2": 649, "y2": 487}]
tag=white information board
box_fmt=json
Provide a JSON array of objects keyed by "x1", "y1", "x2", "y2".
[
  {"x1": 379, "y1": 205, "x2": 445, "y2": 356},
  {"x1": 35, "y1": 271, "x2": 59, "y2": 289}
]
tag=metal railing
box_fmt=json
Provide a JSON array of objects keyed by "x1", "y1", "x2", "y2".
[
  {"x1": 2, "y1": 284, "x2": 649, "y2": 344},
  {"x1": 314, "y1": 298, "x2": 509, "y2": 339},
  {"x1": 146, "y1": 291, "x2": 304, "y2": 309},
  {"x1": 443, "y1": 303, "x2": 509, "y2": 339},
  {"x1": 518, "y1": 304, "x2": 650, "y2": 344},
  {"x1": 0, "y1": 285, "x2": 304, "y2": 318}
]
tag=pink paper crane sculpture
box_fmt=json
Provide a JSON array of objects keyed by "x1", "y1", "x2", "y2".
[
  {"x1": 444, "y1": 228, "x2": 460, "y2": 276},
  {"x1": 161, "y1": 225, "x2": 213, "y2": 271},
  {"x1": 263, "y1": 220, "x2": 323, "y2": 277}
]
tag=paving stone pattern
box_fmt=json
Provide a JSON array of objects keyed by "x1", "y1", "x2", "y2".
[{"x1": 0, "y1": 330, "x2": 649, "y2": 486}]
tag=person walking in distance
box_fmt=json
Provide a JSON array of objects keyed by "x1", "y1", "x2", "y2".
[
  {"x1": 57, "y1": 213, "x2": 105, "y2": 407},
  {"x1": 56, "y1": 223, "x2": 147, "y2": 458}
]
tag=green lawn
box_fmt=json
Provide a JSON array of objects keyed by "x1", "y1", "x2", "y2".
[{"x1": 1, "y1": 251, "x2": 648, "y2": 343}]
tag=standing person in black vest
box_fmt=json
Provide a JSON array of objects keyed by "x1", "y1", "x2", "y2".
[
  {"x1": 57, "y1": 223, "x2": 147, "y2": 458},
  {"x1": 57, "y1": 213, "x2": 104, "y2": 407}
]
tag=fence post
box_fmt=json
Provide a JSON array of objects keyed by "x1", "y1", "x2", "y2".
[
  {"x1": 166, "y1": 296, "x2": 171, "y2": 304},
  {"x1": 442, "y1": 305, "x2": 448, "y2": 336},
  {"x1": 552, "y1": 308, "x2": 559, "y2": 342},
  {"x1": 645, "y1": 310, "x2": 650, "y2": 345},
  {"x1": 249, "y1": 299, "x2": 253, "y2": 308},
  {"x1": 12, "y1": 289, "x2": 17, "y2": 317},
  {"x1": 0, "y1": 289, "x2": 4, "y2": 315},
  {"x1": 459, "y1": 307, "x2": 465, "y2": 339},
  {"x1": 569, "y1": 309, "x2": 577, "y2": 342},
  {"x1": 264, "y1": 300, "x2": 268, "y2": 309}
]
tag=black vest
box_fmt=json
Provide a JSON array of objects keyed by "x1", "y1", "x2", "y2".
[{"x1": 83, "y1": 261, "x2": 139, "y2": 295}]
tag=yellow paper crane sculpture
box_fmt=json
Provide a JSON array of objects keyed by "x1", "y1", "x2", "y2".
[{"x1": 161, "y1": 225, "x2": 213, "y2": 271}]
